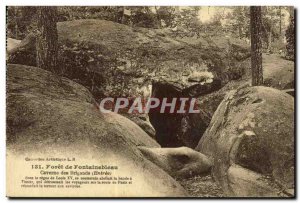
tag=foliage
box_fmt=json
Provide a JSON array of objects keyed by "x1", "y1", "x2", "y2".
[
  {"x1": 129, "y1": 7, "x2": 159, "y2": 28},
  {"x1": 7, "y1": 6, "x2": 38, "y2": 39},
  {"x1": 156, "y1": 6, "x2": 177, "y2": 27},
  {"x1": 229, "y1": 7, "x2": 250, "y2": 39},
  {"x1": 7, "y1": 6, "x2": 292, "y2": 44},
  {"x1": 57, "y1": 7, "x2": 117, "y2": 22}
]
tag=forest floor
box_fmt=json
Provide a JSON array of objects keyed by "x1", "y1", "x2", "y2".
[{"x1": 179, "y1": 175, "x2": 224, "y2": 197}]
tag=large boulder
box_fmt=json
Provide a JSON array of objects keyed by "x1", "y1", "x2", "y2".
[
  {"x1": 196, "y1": 86, "x2": 294, "y2": 197},
  {"x1": 120, "y1": 113, "x2": 156, "y2": 138},
  {"x1": 7, "y1": 20, "x2": 248, "y2": 146},
  {"x1": 191, "y1": 54, "x2": 295, "y2": 150},
  {"x1": 188, "y1": 81, "x2": 251, "y2": 147},
  {"x1": 6, "y1": 38, "x2": 21, "y2": 55},
  {"x1": 8, "y1": 19, "x2": 249, "y2": 100},
  {"x1": 6, "y1": 34, "x2": 36, "y2": 65},
  {"x1": 6, "y1": 64, "x2": 187, "y2": 197},
  {"x1": 139, "y1": 146, "x2": 212, "y2": 179},
  {"x1": 7, "y1": 20, "x2": 250, "y2": 148},
  {"x1": 262, "y1": 54, "x2": 294, "y2": 90}
]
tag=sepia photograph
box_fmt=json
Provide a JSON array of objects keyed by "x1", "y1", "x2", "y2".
[{"x1": 5, "y1": 5, "x2": 295, "y2": 198}]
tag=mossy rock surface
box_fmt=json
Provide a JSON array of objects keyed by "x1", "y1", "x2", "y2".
[{"x1": 8, "y1": 19, "x2": 250, "y2": 99}]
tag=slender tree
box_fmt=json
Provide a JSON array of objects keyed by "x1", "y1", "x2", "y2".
[
  {"x1": 286, "y1": 7, "x2": 295, "y2": 60},
  {"x1": 289, "y1": 6, "x2": 294, "y2": 18},
  {"x1": 36, "y1": 6, "x2": 58, "y2": 73},
  {"x1": 250, "y1": 6, "x2": 263, "y2": 86},
  {"x1": 279, "y1": 7, "x2": 282, "y2": 35}
]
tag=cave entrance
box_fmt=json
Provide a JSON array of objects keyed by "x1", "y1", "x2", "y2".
[
  {"x1": 148, "y1": 82, "x2": 184, "y2": 147},
  {"x1": 148, "y1": 80, "x2": 221, "y2": 148}
]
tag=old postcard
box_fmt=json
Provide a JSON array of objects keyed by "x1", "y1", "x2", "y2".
[{"x1": 6, "y1": 6, "x2": 295, "y2": 198}]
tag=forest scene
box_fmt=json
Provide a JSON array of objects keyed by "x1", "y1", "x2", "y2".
[{"x1": 6, "y1": 6, "x2": 295, "y2": 197}]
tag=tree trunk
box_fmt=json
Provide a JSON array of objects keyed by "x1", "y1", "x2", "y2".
[
  {"x1": 267, "y1": 9, "x2": 273, "y2": 52},
  {"x1": 250, "y1": 6, "x2": 263, "y2": 86},
  {"x1": 115, "y1": 7, "x2": 124, "y2": 23},
  {"x1": 238, "y1": 25, "x2": 242, "y2": 39},
  {"x1": 289, "y1": 6, "x2": 294, "y2": 18},
  {"x1": 36, "y1": 6, "x2": 58, "y2": 73},
  {"x1": 279, "y1": 7, "x2": 282, "y2": 35},
  {"x1": 267, "y1": 31, "x2": 272, "y2": 52},
  {"x1": 14, "y1": 7, "x2": 19, "y2": 39},
  {"x1": 154, "y1": 6, "x2": 161, "y2": 28}
]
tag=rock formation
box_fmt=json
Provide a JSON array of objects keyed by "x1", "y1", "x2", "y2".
[
  {"x1": 139, "y1": 146, "x2": 212, "y2": 179},
  {"x1": 196, "y1": 86, "x2": 294, "y2": 197},
  {"x1": 7, "y1": 64, "x2": 187, "y2": 197}
]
